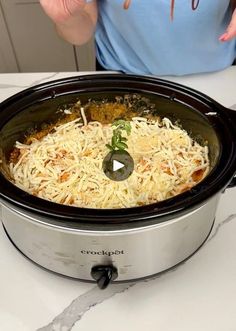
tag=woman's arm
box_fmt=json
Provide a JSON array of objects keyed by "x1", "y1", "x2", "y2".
[
  {"x1": 219, "y1": 7, "x2": 236, "y2": 41},
  {"x1": 39, "y1": 0, "x2": 98, "y2": 45}
]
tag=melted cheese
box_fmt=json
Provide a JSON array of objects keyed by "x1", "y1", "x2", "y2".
[{"x1": 9, "y1": 117, "x2": 209, "y2": 209}]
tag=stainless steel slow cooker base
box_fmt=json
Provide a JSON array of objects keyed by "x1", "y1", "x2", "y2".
[
  {"x1": 2, "y1": 218, "x2": 215, "y2": 284},
  {"x1": 1, "y1": 195, "x2": 219, "y2": 283}
]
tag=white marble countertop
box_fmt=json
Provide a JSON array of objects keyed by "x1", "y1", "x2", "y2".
[{"x1": 0, "y1": 68, "x2": 236, "y2": 331}]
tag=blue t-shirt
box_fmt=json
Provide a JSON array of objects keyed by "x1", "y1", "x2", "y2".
[{"x1": 94, "y1": 0, "x2": 236, "y2": 76}]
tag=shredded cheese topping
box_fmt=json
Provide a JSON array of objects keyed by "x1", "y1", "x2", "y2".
[{"x1": 9, "y1": 117, "x2": 209, "y2": 209}]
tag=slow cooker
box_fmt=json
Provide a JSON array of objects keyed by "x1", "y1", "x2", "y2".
[{"x1": 0, "y1": 74, "x2": 236, "y2": 289}]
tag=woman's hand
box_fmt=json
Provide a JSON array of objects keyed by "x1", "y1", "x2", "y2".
[
  {"x1": 39, "y1": 0, "x2": 87, "y2": 24},
  {"x1": 39, "y1": 0, "x2": 98, "y2": 45},
  {"x1": 219, "y1": 9, "x2": 236, "y2": 41},
  {"x1": 40, "y1": 0, "x2": 132, "y2": 24}
]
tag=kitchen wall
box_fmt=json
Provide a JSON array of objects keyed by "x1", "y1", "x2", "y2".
[{"x1": 0, "y1": 0, "x2": 95, "y2": 73}]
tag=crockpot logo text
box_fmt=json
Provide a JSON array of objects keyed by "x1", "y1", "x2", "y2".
[{"x1": 80, "y1": 249, "x2": 124, "y2": 257}]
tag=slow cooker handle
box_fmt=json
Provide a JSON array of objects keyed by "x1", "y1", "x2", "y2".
[
  {"x1": 226, "y1": 107, "x2": 236, "y2": 188},
  {"x1": 227, "y1": 178, "x2": 236, "y2": 188}
]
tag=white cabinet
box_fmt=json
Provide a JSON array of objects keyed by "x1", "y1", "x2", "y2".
[{"x1": 0, "y1": 0, "x2": 95, "y2": 73}]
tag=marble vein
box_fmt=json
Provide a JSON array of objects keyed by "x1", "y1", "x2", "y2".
[
  {"x1": 28, "y1": 73, "x2": 59, "y2": 87},
  {"x1": 207, "y1": 213, "x2": 236, "y2": 242},
  {"x1": 0, "y1": 73, "x2": 59, "y2": 90},
  {"x1": 36, "y1": 212, "x2": 236, "y2": 331},
  {"x1": 0, "y1": 83, "x2": 30, "y2": 89},
  {"x1": 37, "y1": 283, "x2": 134, "y2": 331}
]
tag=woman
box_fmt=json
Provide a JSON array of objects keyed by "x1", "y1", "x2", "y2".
[{"x1": 40, "y1": 0, "x2": 236, "y2": 75}]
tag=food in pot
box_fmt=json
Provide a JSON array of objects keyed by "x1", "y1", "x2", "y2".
[{"x1": 7, "y1": 97, "x2": 209, "y2": 209}]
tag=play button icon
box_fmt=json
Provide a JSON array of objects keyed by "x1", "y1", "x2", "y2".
[
  {"x1": 102, "y1": 150, "x2": 134, "y2": 181},
  {"x1": 113, "y1": 159, "x2": 125, "y2": 172}
]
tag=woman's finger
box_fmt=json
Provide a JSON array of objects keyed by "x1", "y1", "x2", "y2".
[
  {"x1": 219, "y1": 9, "x2": 236, "y2": 41},
  {"x1": 123, "y1": 0, "x2": 131, "y2": 10}
]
